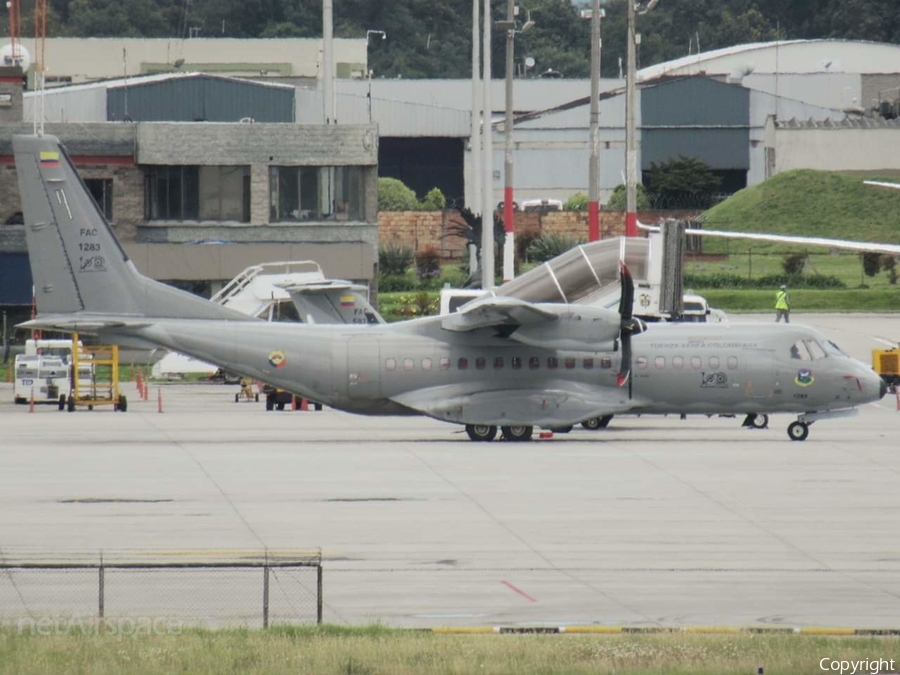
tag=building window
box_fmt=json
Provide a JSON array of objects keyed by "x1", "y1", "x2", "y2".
[
  {"x1": 269, "y1": 166, "x2": 364, "y2": 221},
  {"x1": 145, "y1": 165, "x2": 250, "y2": 222},
  {"x1": 84, "y1": 178, "x2": 113, "y2": 221}
]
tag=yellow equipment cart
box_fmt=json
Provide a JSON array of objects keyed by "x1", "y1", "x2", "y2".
[
  {"x1": 67, "y1": 332, "x2": 127, "y2": 412},
  {"x1": 873, "y1": 348, "x2": 899, "y2": 393}
]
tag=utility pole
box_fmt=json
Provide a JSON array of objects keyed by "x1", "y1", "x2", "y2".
[
  {"x1": 323, "y1": 0, "x2": 335, "y2": 124},
  {"x1": 625, "y1": 0, "x2": 637, "y2": 237},
  {"x1": 502, "y1": 0, "x2": 515, "y2": 281},
  {"x1": 471, "y1": 0, "x2": 481, "y2": 222},
  {"x1": 587, "y1": 0, "x2": 603, "y2": 241},
  {"x1": 481, "y1": 0, "x2": 495, "y2": 289}
]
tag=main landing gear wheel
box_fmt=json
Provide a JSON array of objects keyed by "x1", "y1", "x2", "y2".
[
  {"x1": 746, "y1": 413, "x2": 768, "y2": 429},
  {"x1": 466, "y1": 424, "x2": 498, "y2": 442},
  {"x1": 787, "y1": 421, "x2": 809, "y2": 441},
  {"x1": 582, "y1": 415, "x2": 613, "y2": 430},
  {"x1": 501, "y1": 425, "x2": 533, "y2": 442}
]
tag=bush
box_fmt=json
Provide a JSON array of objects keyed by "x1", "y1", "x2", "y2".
[
  {"x1": 378, "y1": 178, "x2": 419, "y2": 211},
  {"x1": 515, "y1": 222, "x2": 542, "y2": 261},
  {"x1": 782, "y1": 253, "x2": 807, "y2": 276},
  {"x1": 415, "y1": 245, "x2": 441, "y2": 281},
  {"x1": 378, "y1": 242, "x2": 414, "y2": 276},
  {"x1": 378, "y1": 274, "x2": 418, "y2": 293},
  {"x1": 420, "y1": 187, "x2": 447, "y2": 211},
  {"x1": 881, "y1": 255, "x2": 898, "y2": 285},
  {"x1": 683, "y1": 272, "x2": 846, "y2": 290},
  {"x1": 605, "y1": 183, "x2": 651, "y2": 211},
  {"x1": 564, "y1": 192, "x2": 589, "y2": 211},
  {"x1": 526, "y1": 233, "x2": 586, "y2": 263},
  {"x1": 862, "y1": 252, "x2": 882, "y2": 277}
]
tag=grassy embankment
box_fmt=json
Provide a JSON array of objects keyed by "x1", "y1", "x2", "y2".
[
  {"x1": 2, "y1": 625, "x2": 900, "y2": 675},
  {"x1": 688, "y1": 169, "x2": 900, "y2": 312}
]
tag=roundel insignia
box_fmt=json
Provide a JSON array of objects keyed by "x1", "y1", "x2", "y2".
[
  {"x1": 795, "y1": 368, "x2": 814, "y2": 387},
  {"x1": 268, "y1": 351, "x2": 287, "y2": 369}
]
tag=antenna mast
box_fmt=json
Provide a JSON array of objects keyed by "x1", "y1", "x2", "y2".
[{"x1": 32, "y1": 0, "x2": 47, "y2": 136}]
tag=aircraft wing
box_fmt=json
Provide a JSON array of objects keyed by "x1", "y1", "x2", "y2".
[
  {"x1": 440, "y1": 296, "x2": 559, "y2": 332},
  {"x1": 641, "y1": 223, "x2": 900, "y2": 255},
  {"x1": 390, "y1": 381, "x2": 640, "y2": 427}
]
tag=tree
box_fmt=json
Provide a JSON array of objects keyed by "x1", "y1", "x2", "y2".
[
  {"x1": 605, "y1": 183, "x2": 650, "y2": 212},
  {"x1": 643, "y1": 156, "x2": 722, "y2": 208},
  {"x1": 378, "y1": 177, "x2": 419, "y2": 211}
]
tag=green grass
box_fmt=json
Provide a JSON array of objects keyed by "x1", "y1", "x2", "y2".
[
  {"x1": 698, "y1": 288, "x2": 900, "y2": 313},
  {"x1": 701, "y1": 169, "x2": 900, "y2": 254},
  {"x1": 2, "y1": 626, "x2": 900, "y2": 675}
]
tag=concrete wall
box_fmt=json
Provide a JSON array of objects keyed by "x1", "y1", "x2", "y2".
[{"x1": 769, "y1": 125, "x2": 900, "y2": 173}]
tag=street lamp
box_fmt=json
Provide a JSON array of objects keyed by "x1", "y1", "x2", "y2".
[
  {"x1": 625, "y1": 0, "x2": 659, "y2": 237},
  {"x1": 365, "y1": 30, "x2": 386, "y2": 123}
]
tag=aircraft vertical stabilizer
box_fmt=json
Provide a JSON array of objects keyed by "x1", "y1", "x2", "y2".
[{"x1": 13, "y1": 134, "x2": 252, "y2": 322}]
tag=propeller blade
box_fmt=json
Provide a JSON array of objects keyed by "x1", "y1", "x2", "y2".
[{"x1": 617, "y1": 262, "x2": 634, "y2": 390}]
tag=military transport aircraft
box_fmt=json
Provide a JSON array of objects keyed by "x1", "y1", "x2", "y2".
[{"x1": 12, "y1": 134, "x2": 888, "y2": 441}]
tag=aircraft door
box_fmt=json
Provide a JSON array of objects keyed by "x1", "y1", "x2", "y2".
[
  {"x1": 744, "y1": 350, "x2": 780, "y2": 402},
  {"x1": 346, "y1": 336, "x2": 380, "y2": 399}
]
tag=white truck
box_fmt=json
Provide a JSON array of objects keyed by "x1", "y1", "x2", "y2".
[{"x1": 13, "y1": 339, "x2": 91, "y2": 408}]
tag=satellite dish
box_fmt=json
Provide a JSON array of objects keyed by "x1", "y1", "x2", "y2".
[
  {"x1": 173, "y1": 58, "x2": 186, "y2": 68},
  {"x1": 525, "y1": 57, "x2": 535, "y2": 68},
  {"x1": 0, "y1": 43, "x2": 31, "y2": 72}
]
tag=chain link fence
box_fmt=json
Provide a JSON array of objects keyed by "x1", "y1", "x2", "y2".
[{"x1": 0, "y1": 550, "x2": 322, "y2": 629}]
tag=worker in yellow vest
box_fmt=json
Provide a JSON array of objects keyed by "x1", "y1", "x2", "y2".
[{"x1": 775, "y1": 284, "x2": 790, "y2": 323}]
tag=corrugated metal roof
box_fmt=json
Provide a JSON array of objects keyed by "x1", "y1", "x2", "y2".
[{"x1": 776, "y1": 116, "x2": 900, "y2": 129}]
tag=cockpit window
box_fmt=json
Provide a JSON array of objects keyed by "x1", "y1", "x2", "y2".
[
  {"x1": 825, "y1": 340, "x2": 847, "y2": 356},
  {"x1": 789, "y1": 341, "x2": 811, "y2": 360},
  {"x1": 804, "y1": 339, "x2": 827, "y2": 360}
]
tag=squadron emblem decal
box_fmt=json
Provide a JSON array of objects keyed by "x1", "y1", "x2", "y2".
[
  {"x1": 795, "y1": 368, "x2": 814, "y2": 387},
  {"x1": 268, "y1": 350, "x2": 287, "y2": 369}
]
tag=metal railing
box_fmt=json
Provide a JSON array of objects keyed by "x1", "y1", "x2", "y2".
[{"x1": 0, "y1": 550, "x2": 323, "y2": 629}]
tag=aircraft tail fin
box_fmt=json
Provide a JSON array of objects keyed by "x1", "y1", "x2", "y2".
[
  {"x1": 282, "y1": 281, "x2": 384, "y2": 325},
  {"x1": 13, "y1": 134, "x2": 251, "y2": 322}
]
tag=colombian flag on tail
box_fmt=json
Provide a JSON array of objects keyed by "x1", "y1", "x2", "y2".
[
  {"x1": 39, "y1": 151, "x2": 60, "y2": 168},
  {"x1": 340, "y1": 295, "x2": 355, "y2": 308}
]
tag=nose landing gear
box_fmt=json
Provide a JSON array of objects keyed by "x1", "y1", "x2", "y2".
[
  {"x1": 787, "y1": 421, "x2": 809, "y2": 441},
  {"x1": 785, "y1": 408, "x2": 860, "y2": 441}
]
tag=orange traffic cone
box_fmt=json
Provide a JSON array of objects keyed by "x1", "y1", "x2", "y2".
[
  {"x1": 157, "y1": 388, "x2": 163, "y2": 413},
  {"x1": 29, "y1": 387, "x2": 34, "y2": 413}
]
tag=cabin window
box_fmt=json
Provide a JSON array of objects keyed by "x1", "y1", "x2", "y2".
[
  {"x1": 512, "y1": 357, "x2": 522, "y2": 370},
  {"x1": 403, "y1": 358, "x2": 414, "y2": 371},
  {"x1": 672, "y1": 356, "x2": 684, "y2": 370},
  {"x1": 654, "y1": 356, "x2": 666, "y2": 369},
  {"x1": 636, "y1": 356, "x2": 648, "y2": 370},
  {"x1": 439, "y1": 357, "x2": 450, "y2": 370},
  {"x1": 727, "y1": 356, "x2": 738, "y2": 370},
  {"x1": 600, "y1": 357, "x2": 612, "y2": 369},
  {"x1": 493, "y1": 356, "x2": 504, "y2": 369},
  {"x1": 385, "y1": 358, "x2": 396, "y2": 372},
  {"x1": 691, "y1": 356, "x2": 702, "y2": 369},
  {"x1": 458, "y1": 357, "x2": 468, "y2": 370},
  {"x1": 475, "y1": 357, "x2": 486, "y2": 370},
  {"x1": 547, "y1": 357, "x2": 558, "y2": 369},
  {"x1": 529, "y1": 356, "x2": 540, "y2": 370},
  {"x1": 583, "y1": 358, "x2": 593, "y2": 370},
  {"x1": 421, "y1": 358, "x2": 432, "y2": 371},
  {"x1": 564, "y1": 357, "x2": 576, "y2": 370},
  {"x1": 709, "y1": 356, "x2": 720, "y2": 369}
]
